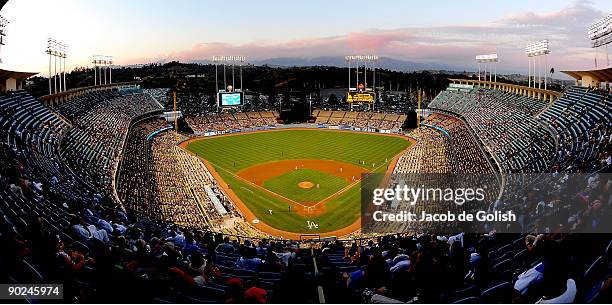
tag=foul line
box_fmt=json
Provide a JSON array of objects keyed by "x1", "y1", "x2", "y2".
[
  {"x1": 207, "y1": 160, "x2": 312, "y2": 209},
  {"x1": 311, "y1": 161, "x2": 390, "y2": 208},
  {"x1": 179, "y1": 138, "x2": 402, "y2": 214},
  {"x1": 208, "y1": 158, "x2": 392, "y2": 211}
]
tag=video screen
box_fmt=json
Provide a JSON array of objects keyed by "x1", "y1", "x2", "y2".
[
  {"x1": 219, "y1": 92, "x2": 243, "y2": 106},
  {"x1": 2, "y1": 1, "x2": 611, "y2": 304}
]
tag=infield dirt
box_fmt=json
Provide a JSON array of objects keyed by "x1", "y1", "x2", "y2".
[{"x1": 179, "y1": 128, "x2": 416, "y2": 239}]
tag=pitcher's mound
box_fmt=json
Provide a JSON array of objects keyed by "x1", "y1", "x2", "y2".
[{"x1": 298, "y1": 181, "x2": 314, "y2": 189}]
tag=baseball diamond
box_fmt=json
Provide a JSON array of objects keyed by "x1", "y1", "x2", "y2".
[
  {"x1": 3, "y1": 2, "x2": 611, "y2": 303},
  {"x1": 181, "y1": 129, "x2": 412, "y2": 237}
]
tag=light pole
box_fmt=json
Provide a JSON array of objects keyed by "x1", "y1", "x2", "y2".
[
  {"x1": 94, "y1": 61, "x2": 97, "y2": 85},
  {"x1": 346, "y1": 55, "x2": 379, "y2": 91},
  {"x1": 0, "y1": 15, "x2": 9, "y2": 64},
  {"x1": 525, "y1": 40, "x2": 550, "y2": 89},
  {"x1": 588, "y1": 13, "x2": 612, "y2": 71},
  {"x1": 46, "y1": 38, "x2": 68, "y2": 94},
  {"x1": 213, "y1": 56, "x2": 246, "y2": 90},
  {"x1": 54, "y1": 46, "x2": 57, "y2": 93},
  {"x1": 309, "y1": 93, "x2": 312, "y2": 115},
  {"x1": 59, "y1": 42, "x2": 68, "y2": 92},
  {"x1": 92, "y1": 55, "x2": 113, "y2": 86},
  {"x1": 345, "y1": 55, "x2": 379, "y2": 110},
  {"x1": 47, "y1": 40, "x2": 52, "y2": 94},
  {"x1": 213, "y1": 56, "x2": 246, "y2": 110},
  {"x1": 476, "y1": 54, "x2": 498, "y2": 85}
]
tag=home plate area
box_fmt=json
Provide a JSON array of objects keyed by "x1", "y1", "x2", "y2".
[{"x1": 236, "y1": 159, "x2": 367, "y2": 214}]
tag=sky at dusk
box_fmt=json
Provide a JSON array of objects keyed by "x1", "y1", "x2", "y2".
[{"x1": 1, "y1": 0, "x2": 611, "y2": 76}]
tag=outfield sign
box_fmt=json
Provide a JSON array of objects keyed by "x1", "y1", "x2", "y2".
[
  {"x1": 218, "y1": 91, "x2": 243, "y2": 107},
  {"x1": 163, "y1": 111, "x2": 182, "y2": 122},
  {"x1": 449, "y1": 83, "x2": 473, "y2": 90},
  {"x1": 346, "y1": 92, "x2": 375, "y2": 103}
]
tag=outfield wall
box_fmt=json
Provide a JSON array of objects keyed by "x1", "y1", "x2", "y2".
[{"x1": 190, "y1": 123, "x2": 398, "y2": 138}]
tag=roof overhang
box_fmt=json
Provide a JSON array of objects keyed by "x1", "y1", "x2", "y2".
[
  {"x1": 0, "y1": 69, "x2": 38, "y2": 83},
  {"x1": 561, "y1": 67, "x2": 612, "y2": 85}
]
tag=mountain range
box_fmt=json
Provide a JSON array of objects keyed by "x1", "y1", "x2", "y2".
[{"x1": 184, "y1": 56, "x2": 469, "y2": 72}]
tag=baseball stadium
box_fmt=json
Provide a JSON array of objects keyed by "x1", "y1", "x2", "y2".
[{"x1": 0, "y1": 0, "x2": 611, "y2": 304}]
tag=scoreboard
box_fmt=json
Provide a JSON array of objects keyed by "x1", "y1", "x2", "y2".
[
  {"x1": 346, "y1": 92, "x2": 375, "y2": 103},
  {"x1": 218, "y1": 92, "x2": 243, "y2": 107}
]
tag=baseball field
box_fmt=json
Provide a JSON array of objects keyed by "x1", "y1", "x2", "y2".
[{"x1": 183, "y1": 129, "x2": 412, "y2": 238}]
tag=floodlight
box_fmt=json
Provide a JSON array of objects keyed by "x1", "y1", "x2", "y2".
[
  {"x1": 476, "y1": 54, "x2": 498, "y2": 63},
  {"x1": 525, "y1": 40, "x2": 550, "y2": 57}
]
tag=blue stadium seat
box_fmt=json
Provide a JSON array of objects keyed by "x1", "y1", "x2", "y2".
[
  {"x1": 451, "y1": 296, "x2": 481, "y2": 304},
  {"x1": 480, "y1": 282, "x2": 513, "y2": 303}
]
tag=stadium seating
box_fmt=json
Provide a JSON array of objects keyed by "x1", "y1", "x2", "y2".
[
  {"x1": 394, "y1": 113, "x2": 494, "y2": 174},
  {"x1": 59, "y1": 92, "x2": 162, "y2": 192},
  {"x1": 539, "y1": 86, "x2": 611, "y2": 173},
  {"x1": 0, "y1": 85, "x2": 609, "y2": 303},
  {"x1": 144, "y1": 88, "x2": 170, "y2": 108},
  {"x1": 312, "y1": 110, "x2": 405, "y2": 131},
  {"x1": 429, "y1": 88, "x2": 557, "y2": 173},
  {"x1": 186, "y1": 111, "x2": 278, "y2": 134}
]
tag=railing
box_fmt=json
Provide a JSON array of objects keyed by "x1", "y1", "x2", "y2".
[
  {"x1": 113, "y1": 109, "x2": 165, "y2": 212},
  {"x1": 311, "y1": 247, "x2": 326, "y2": 304},
  {"x1": 448, "y1": 78, "x2": 562, "y2": 104}
]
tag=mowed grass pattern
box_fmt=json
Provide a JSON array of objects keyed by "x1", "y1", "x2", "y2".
[
  {"x1": 186, "y1": 129, "x2": 411, "y2": 234},
  {"x1": 263, "y1": 169, "x2": 348, "y2": 203}
]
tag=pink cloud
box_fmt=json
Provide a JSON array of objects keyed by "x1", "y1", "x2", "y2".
[{"x1": 125, "y1": 1, "x2": 607, "y2": 74}]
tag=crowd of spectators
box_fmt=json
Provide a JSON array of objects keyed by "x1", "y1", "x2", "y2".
[
  {"x1": 59, "y1": 91, "x2": 162, "y2": 193},
  {"x1": 539, "y1": 86, "x2": 611, "y2": 173},
  {"x1": 429, "y1": 89, "x2": 557, "y2": 173},
  {"x1": 143, "y1": 88, "x2": 170, "y2": 108},
  {"x1": 423, "y1": 85, "x2": 611, "y2": 235},
  {"x1": 316, "y1": 232, "x2": 610, "y2": 303},
  {"x1": 116, "y1": 118, "x2": 168, "y2": 219},
  {"x1": 0, "y1": 85, "x2": 609, "y2": 303},
  {"x1": 394, "y1": 113, "x2": 493, "y2": 174},
  {"x1": 117, "y1": 117, "x2": 266, "y2": 238},
  {"x1": 186, "y1": 111, "x2": 278, "y2": 134},
  {"x1": 313, "y1": 110, "x2": 406, "y2": 132}
]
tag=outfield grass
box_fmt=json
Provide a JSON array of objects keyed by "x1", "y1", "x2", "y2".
[
  {"x1": 186, "y1": 129, "x2": 411, "y2": 234},
  {"x1": 263, "y1": 169, "x2": 348, "y2": 203}
]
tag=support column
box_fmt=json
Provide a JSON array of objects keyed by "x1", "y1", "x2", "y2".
[
  {"x1": 54, "y1": 55, "x2": 58, "y2": 94},
  {"x1": 63, "y1": 56, "x2": 67, "y2": 92},
  {"x1": 544, "y1": 54, "x2": 547, "y2": 90},
  {"x1": 528, "y1": 57, "x2": 531, "y2": 88},
  {"x1": 48, "y1": 53, "x2": 52, "y2": 95}
]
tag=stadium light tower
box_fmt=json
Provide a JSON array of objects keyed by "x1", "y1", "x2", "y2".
[
  {"x1": 525, "y1": 40, "x2": 550, "y2": 90},
  {"x1": 46, "y1": 38, "x2": 68, "y2": 95},
  {"x1": 345, "y1": 55, "x2": 379, "y2": 111},
  {"x1": 0, "y1": 15, "x2": 9, "y2": 64},
  {"x1": 212, "y1": 56, "x2": 246, "y2": 91},
  {"x1": 588, "y1": 13, "x2": 612, "y2": 68},
  {"x1": 212, "y1": 56, "x2": 246, "y2": 108},
  {"x1": 345, "y1": 55, "x2": 379, "y2": 92},
  {"x1": 92, "y1": 55, "x2": 113, "y2": 86},
  {"x1": 475, "y1": 54, "x2": 499, "y2": 82},
  {"x1": 59, "y1": 42, "x2": 68, "y2": 92}
]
